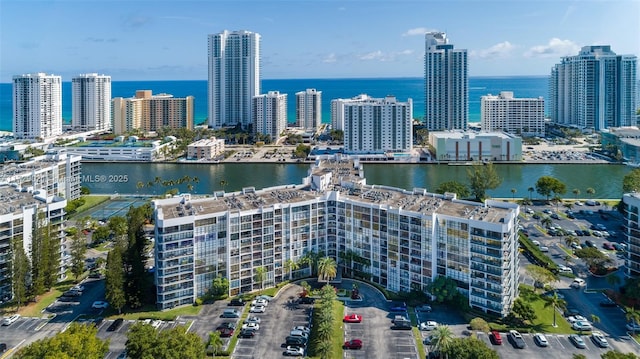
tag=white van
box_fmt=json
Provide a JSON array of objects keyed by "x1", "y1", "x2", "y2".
[
  {"x1": 571, "y1": 278, "x2": 586, "y2": 288},
  {"x1": 2, "y1": 314, "x2": 20, "y2": 326}
]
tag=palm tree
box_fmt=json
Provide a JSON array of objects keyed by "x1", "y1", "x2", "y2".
[
  {"x1": 300, "y1": 250, "x2": 321, "y2": 276},
  {"x1": 586, "y1": 187, "x2": 595, "y2": 199},
  {"x1": 207, "y1": 331, "x2": 224, "y2": 355},
  {"x1": 541, "y1": 216, "x2": 553, "y2": 229},
  {"x1": 283, "y1": 259, "x2": 299, "y2": 280},
  {"x1": 432, "y1": 325, "x2": 454, "y2": 358},
  {"x1": 317, "y1": 257, "x2": 337, "y2": 281},
  {"x1": 572, "y1": 188, "x2": 580, "y2": 200},
  {"x1": 564, "y1": 235, "x2": 579, "y2": 248},
  {"x1": 543, "y1": 291, "x2": 567, "y2": 327},
  {"x1": 625, "y1": 306, "x2": 640, "y2": 334},
  {"x1": 254, "y1": 266, "x2": 266, "y2": 290},
  {"x1": 590, "y1": 314, "x2": 601, "y2": 326},
  {"x1": 528, "y1": 186, "x2": 535, "y2": 200},
  {"x1": 511, "y1": 188, "x2": 517, "y2": 201},
  {"x1": 219, "y1": 179, "x2": 228, "y2": 192}
]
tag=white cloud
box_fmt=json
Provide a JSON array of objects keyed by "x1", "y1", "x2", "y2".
[
  {"x1": 322, "y1": 53, "x2": 337, "y2": 63},
  {"x1": 358, "y1": 50, "x2": 414, "y2": 62},
  {"x1": 471, "y1": 41, "x2": 515, "y2": 59},
  {"x1": 525, "y1": 38, "x2": 580, "y2": 58},
  {"x1": 402, "y1": 27, "x2": 434, "y2": 37},
  {"x1": 359, "y1": 50, "x2": 384, "y2": 60}
]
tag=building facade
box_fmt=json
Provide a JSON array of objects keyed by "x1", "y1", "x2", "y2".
[
  {"x1": 424, "y1": 32, "x2": 468, "y2": 131},
  {"x1": 13, "y1": 73, "x2": 63, "y2": 140},
  {"x1": 53, "y1": 137, "x2": 177, "y2": 162},
  {"x1": 0, "y1": 152, "x2": 82, "y2": 200},
  {"x1": 429, "y1": 131, "x2": 523, "y2": 162},
  {"x1": 481, "y1": 92, "x2": 546, "y2": 137},
  {"x1": 208, "y1": 30, "x2": 261, "y2": 129},
  {"x1": 337, "y1": 95, "x2": 413, "y2": 154},
  {"x1": 72, "y1": 73, "x2": 112, "y2": 132},
  {"x1": 112, "y1": 90, "x2": 194, "y2": 135},
  {"x1": 0, "y1": 186, "x2": 67, "y2": 301},
  {"x1": 252, "y1": 91, "x2": 287, "y2": 141},
  {"x1": 622, "y1": 193, "x2": 640, "y2": 278},
  {"x1": 296, "y1": 89, "x2": 322, "y2": 131},
  {"x1": 153, "y1": 157, "x2": 520, "y2": 317},
  {"x1": 601, "y1": 127, "x2": 640, "y2": 164},
  {"x1": 187, "y1": 137, "x2": 226, "y2": 160},
  {"x1": 550, "y1": 45, "x2": 638, "y2": 130}
]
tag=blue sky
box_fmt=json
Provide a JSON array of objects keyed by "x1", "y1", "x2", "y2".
[{"x1": 1, "y1": 0, "x2": 638, "y2": 82}]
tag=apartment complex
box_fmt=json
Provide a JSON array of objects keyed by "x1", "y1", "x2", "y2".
[
  {"x1": 0, "y1": 185, "x2": 68, "y2": 301},
  {"x1": 153, "y1": 157, "x2": 520, "y2": 317},
  {"x1": 0, "y1": 152, "x2": 82, "y2": 200},
  {"x1": 429, "y1": 131, "x2": 522, "y2": 162},
  {"x1": 621, "y1": 193, "x2": 640, "y2": 277},
  {"x1": 424, "y1": 32, "x2": 468, "y2": 131},
  {"x1": 481, "y1": 92, "x2": 546, "y2": 137},
  {"x1": 550, "y1": 45, "x2": 637, "y2": 130},
  {"x1": 187, "y1": 137, "x2": 226, "y2": 160},
  {"x1": 296, "y1": 89, "x2": 322, "y2": 131},
  {"x1": 12, "y1": 73, "x2": 63, "y2": 140},
  {"x1": 208, "y1": 30, "x2": 261, "y2": 129},
  {"x1": 334, "y1": 95, "x2": 413, "y2": 154},
  {"x1": 72, "y1": 73, "x2": 112, "y2": 132},
  {"x1": 53, "y1": 137, "x2": 176, "y2": 162},
  {"x1": 252, "y1": 91, "x2": 287, "y2": 141},
  {"x1": 112, "y1": 90, "x2": 194, "y2": 135}
]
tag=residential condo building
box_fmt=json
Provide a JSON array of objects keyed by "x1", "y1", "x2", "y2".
[
  {"x1": 71, "y1": 73, "x2": 112, "y2": 132},
  {"x1": 621, "y1": 193, "x2": 640, "y2": 277},
  {"x1": 187, "y1": 137, "x2": 226, "y2": 161},
  {"x1": 424, "y1": 32, "x2": 468, "y2": 131},
  {"x1": 12, "y1": 73, "x2": 63, "y2": 140},
  {"x1": 296, "y1": 89, "x2": 322, "y2": 131},
  {"x1": 153, "y1": 157, "x2": 520, "y2": 317},
  {"x1": 549, "y1": 45, "x2": 637, "y2": 130},
  {"x1": 208, "y1": 30, "x2": 261, "y2": 129},
  {"x1": 112, "y1": 90, "x2": 194, "y2": 135},
  {"x1": 481, "y1": 91, "x2": 546, "y2": 137},
  {"x1": 252, "y1": 91, "x2": 287, "y2": 141}
]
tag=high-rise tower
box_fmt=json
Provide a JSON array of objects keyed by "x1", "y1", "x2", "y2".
[
  {"x1": 13, "y1": 73, "x2": 63, "y2": 140},
  {"x1": 424, "y1": 32, "x2": 468, "y2": 131},
  {"x1": 72, "y1": 73, "x2": 112, "y2": 132},
  {"x1": 208, "y1": 30, "x2": 261, "y2": 129},
  {"x1": 296, "y1": 89, "x2": 322, "y2": 131}
]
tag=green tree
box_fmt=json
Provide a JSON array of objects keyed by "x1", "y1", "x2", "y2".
[
  {"x1": 565, "y1": 235, "x2": 580, "y2": 248},
  {"x1": 15, "y1": 323, "x2": 109, "y2": 359},
  {"x1": 543, "y1": 291, "x2": 566, "y2": 327},
  {"x1": 441, "y1": 337, "x2": 499, "y2": 359},
  {"x1": 300, "y1": 250, "x2": 321, "y2": 276},
  {"x1": 11, "y1": 238, "x2": 31, "y2": 308},
  {"x1": 207, "y1": 331, "x2": 224, "y2": 356},
  {"x1": 535, "y1": 176, "x2": 567, "y2": 201},
  {"x1": 70, "y1": 231, "x2": 87, "y2": 280},
  {"x1": 108, "y1": 216, "x2": 128, "y2": 239},
  {"x1": 125, "y1": 322, "x2": 157, "y2": 359},
  {"x1": 525, "y1": 264, "x2": 557, "y2": 291},
  {"x1": 511, "y1": 298, "x2": 537, "y2": 323},
  {"x1": 590, "y1": 314, "x2": 601, "y2": 326},
  {"x1": 283, "y1": 258, "x2": 299, "y2": 280},
  {"x1": 209, "y1": 277, "x2": 229, "y2": 297},
  {"x1": 573, "y1": 188, "x2": 581, "y2": 200},
  {"x1": 625, "y1": 306, "x2": 640, "y2": 335},
  {"x1": 254, "y1": 266, "x2": 266, "y2": 290},
  {"x1": 466, "y1": 162, "x2": 502, "y2": 201},
  {"x1": 541, "y1": 216, "x2": 553, "y2": 229},
  {"x1": 128, "y1": 325, "x2": 205, "y2": 359},
  {"x1": 622, "y1": 169, "x2": 640, "y2": 193},
  {"x1": 528, "y1": 186, "x2": 535, "y2": 200},
  {"x1": 317, "y1": 257, "x2": 337, "y2": 281},
  {"x1": 586, "y1": 187, "x2": 596, "y2": 198},
  {"x1": 105, "y1": 246, "x2": 126, "y2": 313},
  {"x1": 124, "y1": 204, "x2": 153, "y2": 308},
  {"x1": 434, "y1": 181, "x2": 470, "y2": 199},
  {"x1": 574, "y1": 247, "x2": 613, "y2": 272},
  {"x1": 601, "y1": 351, "x2": 639, "y2": 359},
  {"x1": 511, "y1": 188, "x2": 517, "y2": 201},
  {"x1": 432, "y1": 325, "x2": 454, "y2": 357},
  {"x1": 469, "y1": 317, "x2": 490, "y2": 332},
  {"x1": 573, "y1": 354, "x2": 587, "y2": 359}
]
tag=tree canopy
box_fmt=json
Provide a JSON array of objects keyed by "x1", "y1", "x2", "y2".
[
  {"x1": 466, "y1": 162, "x2": 502, "y2": 201},
  {"x1": 622, "y1": 168, "x2": 640, "y2": 193},
  {"x1": 15, "y1": 323, "x2": 109, "y2": 359},
  {"x1": 126, "y1": 324, "x2": 205, "y2": 359},
  {"x1": 535, "y1": 176, "x2": 567, "y2": 201},
  {"x1": 434, "y1": 180, "x2": 470, "y2": 199},
  {"x1": 441, "y1": 337, "x2": 499, "y2": 359}
]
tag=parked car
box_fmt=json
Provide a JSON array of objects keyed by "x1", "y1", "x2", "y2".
[
  {"x1": 558, "y1": 265, "x2": 573, "y2": 273},
  {"x1": 569, "y1": 334, "x2": 587, "y2": 349},
  {"x1": 292, "y1": 326, "x2": 311, "y2": 335},
  {"x1": 251, "y1": 298, "x2": 269, "y2": 307},
  {"x1": 389, "y1": 301, "x2": 407, "y2": 312},
  {"x1": 106, "y1": 318, "x2": 124, "y2": 332},
  {"x1": 584, "y1": 240, "x2": 595, "y2": 248},
  {"x1": 567, "y1": 315, "x2": 588, "y2": 324},
  {"x1": 509, "y1": 330, "x2": 526, "y2": 349},
  {"x1": 600, "y1": 298, "x2": 617, "y2": 307},
  {"x1": 572, "y1": 321, "x2": 593, "y2": 331},
  {"x1": 533, "y1": 333, "x2": 548, "y2": 347},
  {"x1": 391, "y1": 321, "x2": 412, "y2": 330},
  {"x1": 419, "y1": 320, "x2": 438, "y2": 331},
  {"x1": 228, "y1": 298, "x2": 245, "y2": 306},
  {"x1": 283, "y1": 346, "x2": 304, "y2": 356},
  {"x1": 238, "y1": 329, "x2": 255, "y2": 338},
  {"x1": 591, "y1": 332, "x2": 609, "y2": 348},
  {"x1": 571, "y1": 278, "x2": 586, "y2": 288},
  {"x1": 626, "y1": 321, "x2": 640, "y2": 331},
  {"x1": 415, "y1": 304, "x2": 432, "y2": 312},
  {"x1": 249, "y1": 305, "x2": 266, "y2": 313},
  {"x1": 565, "y1": 307, "x2": 581, "y2": 317},
  {"x1": 343, "y1": 339, "x2": 363, "y2": 349},
  {"x1": 490, "y1": 330, "x2": 502, "y2": 345},
  {"x1": 2, "y1": 314, "x2": 20, "y2": 326},
  {"x1": 285, "y1": 336, "x2": 307, "y2": 346},
  {"x1": 91, "y1": 301, "x2": 109, "y2": 309},
  {"x1": 63, "y1": 290, "x2": 82, "y2": 297},
  {"x1": 297, "y1": 296, "x2": 315, "y2": 304},
  {"x1": 216, "y1": 322, "x2": 237, "y2": 330},
  {"x1": 423, "y1": 334, "x2": 439, "y2": 345},
  {"x1": 71, "y1": 285, "x2": 85, "y2": 292},
  {"x1": 221, "y1": 309, "x2": 241, "y2": 318},
  {"x1": 0, "y1": 343, "x2": 7, "y2": 352},
  {"x1": 343, "y1": 314, "x2": 362, "y2": 323},
  {"x1": 255, "y1": 294, "x2": 273, "y2": 302},
  {"x1": 218, "y1": 328, "x2": 234, "y2": 337},
  {"x1": 241, "y1": 322, "x2": 259, "y2": 331},
  {"x1": 245, "y1": 316, "x2": 261, "y2": 324}
]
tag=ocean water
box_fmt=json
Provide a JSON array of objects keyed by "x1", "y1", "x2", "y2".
[{"x1": 0, "y1": 76, "x2": 548, "y2": 131}]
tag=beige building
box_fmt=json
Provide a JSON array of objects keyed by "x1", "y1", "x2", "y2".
[
  {"x1": 112, "y1": 90, "x2": 194, "y2": 135},
  {"x1": 187, "y1": 137, "x2": 225, "y2": 160},
  {"x1": 429, "y1": 131, "x2": 523, "y2": 162}
]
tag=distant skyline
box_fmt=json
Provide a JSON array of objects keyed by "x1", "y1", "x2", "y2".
[{"x1": 1, "y1": 0, "x2": 638, "y2": 83}]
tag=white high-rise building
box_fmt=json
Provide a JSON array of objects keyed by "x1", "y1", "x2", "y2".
[
  {"x1": 208, "y1": 30, "x2": 261, "y2": 129},
  {"x1": 424, "y1": 32, "x2": 468, "y2": 131},
  {"x1": 72, "y1": 73, "x2": 112, "y2": 132},
  {"x1": 550, "y1": 45, "x2": 637, "y2": 130},
  {"x1": 331, "y1": 94, "x2": 369, "y2": 132},
  {"x1": 13, "y1": 73, "x2": 63, "y2": 140},
  {"x1": 481, "y1": 92, "x2": 546, "y2": 137},
  {"x1": 296, "y1": 89, "x2": 322, "y2": 131},
  {"x1": 336, "y1": 95, "x2": 412, "y2": 154},
  {"x1": 252, "y1": 91, "x2": 287, "y2": 141}
]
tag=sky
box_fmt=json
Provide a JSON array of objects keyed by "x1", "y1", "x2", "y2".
[{"x1": 1, "y1": 0, "x2": 638, "y2": 82}]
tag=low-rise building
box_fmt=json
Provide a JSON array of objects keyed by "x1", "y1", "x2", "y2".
[
  {"x1": 187, "y1": 137, "x2": 225, "y2": 160},
  {"x1": 601, "y1": 127, "x2": 640, "y2": 164},
  {"x1": 429, "y1": 131, "x2": 522, "y2": 162},
  {"x1": 153, "y1": 156, "x2": 520, "y2": 317},
  {"x1": 51, "y1": 136, "x2": 177, "y2": 162}
]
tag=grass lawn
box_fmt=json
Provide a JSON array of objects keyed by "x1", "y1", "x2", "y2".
[
  {"x1": 10, "y1": 278, "x2": 80, "y2": 317},
  {"x1": 71, "y1": 195, "x2": 110, "y2": 217},
  {"x1": 407, "y1": 307, "x2": 426, "y2": 356},
  {"x1": 307, "y1": 299, "x2": 344, "y2": 359},
  {"x1": 106, "y1": 304, "x2": 202, "y2": 321}
]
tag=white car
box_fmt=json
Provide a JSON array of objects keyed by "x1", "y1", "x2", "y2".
[
  {"x1": 591, "y1": 331, "x2": 609, "y2": 348},
  {"x1": 2, "y1": 314, "x2": 20, "y2": 326},
  {"x1": 533, "y1": 333, "x2": 548, "y2": 347},
  {"x1": 241, "y1": 322, "x2": 259, "y2": 331},
  {"x1": 251, "y1": 298, "x2": 269, "y2": 307},
  {"x1": 245, "y1": 316, "x2": 261, "y2": 324},
  {"x1": 532, "y1": 240, "x2": 541, "y2": 246},
  {"x1": 71, "y1": 285, "x2": 85, "y2": 292},
  {"x1": 284, "y1": 346, "x2": 304, "y2": 356},
  {"x1": 249, "y1": 305, "x2": 266, "y2": 313},
  {"x1": 558, "y1": 265, "x2": 573, "y2": 273},
  {"x1": 567, "y1": 315, "x2": 588, "y2": 324},
  {"x1": 419, "y1": 320, "x2": 438, "y2": 331},
  {"x1": 572, "y1": 321, "x2": 593, "y2": 331},
  {"x1": 255, "y1": 294, "x2": 273, "y2": 302},
  {"x1": 92, "y1": 301, "x2": 109, "y2": 309},
  {"x1": 292, "y1": 325, "x2": 311, "y2": 335}
]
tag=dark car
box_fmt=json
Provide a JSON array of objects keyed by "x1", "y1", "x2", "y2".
[
  {"x1": 62, "y1": 290, "x2": 81, "y2": 297},
  {"x1": 389, "y1": 301, "x2": 407, "y2": 312},
  {"x1": 216, "y1": 322, "x2": 237, "y2": 330},
  {"x1": 391, "y1": 321, "x2": 412, "y2": 330},
  {"x1": 107, "y1": 318, "x2": 124, "y2": 332},
  {"x1": 239, "y1": 329, "x2": 255, "y2": 338},
  {"x1": 297, "y1": 297, "x2": 315, "y2": 304},
  {"x1": 0, "y1": 343, "x2": 7, "y2": 352},
  {"x1": 584, "y1": 240, "x2": 595, "y2": 248},
  {"x1": 343, "y1": 339, "x2": 363, "y2": 349},
  {"x1": 218, "y1": 328, "x2": 234, "y2": 337},
  {"x1": 286, "y1": 336, "x2": 307, "y2": 346},
  {"x1": 600, "y1": 298, "x2": 617, "y2": 307},
  {"x1": 228, "y1": 298, "x2": 245, "y2": 306}
]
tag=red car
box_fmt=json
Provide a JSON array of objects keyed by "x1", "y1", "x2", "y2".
[
  {"x1": 343, "y1": 314, "x2": 362, "y2": 323},
  {"x1": 218, "y1": 328, "x2": 234, "y2": 337},
  {"x1": 344, "y1": 339, "x2": 363, "y2": 349},
  {"x1": 490, "y1": 330, "x2": 503, "y2": 345},
  {"x1": 603, "y1": 242, "x2": 615, "y2": 250}
]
